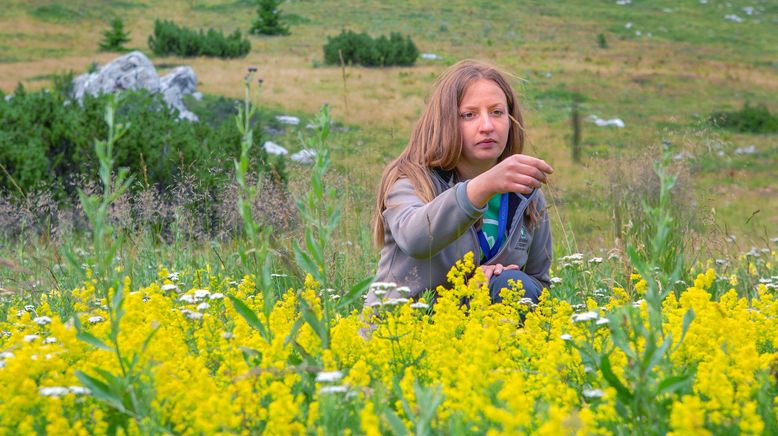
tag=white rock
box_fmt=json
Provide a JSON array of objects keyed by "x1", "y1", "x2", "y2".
[
  {"x1": 276, "y1": 115, "x2": 300, "y2": 125},
  {"x1": 734, "y1": 145, "x2": 756, "y2": 155},
  {"x1": 263, "y1": 141, "x2": 289, "y2": 156},
  {"x1": 291, "y1": 149, "x2": 317, "y2": 164},
  {"x1": 725, "y1": 14, "x2": 743, "y2": 23}
]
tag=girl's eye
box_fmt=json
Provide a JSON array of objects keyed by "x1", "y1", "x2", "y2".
[
  {"x1": 491, "y1": 109, "x2": 505, "y2": 117},
  {"x1": 460, "y1": 112, "x2": 475, "y2": 120}
]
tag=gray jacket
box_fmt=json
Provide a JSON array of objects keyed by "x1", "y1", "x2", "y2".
[{"x1": 369, "y1": 168, "x2": 552, "y2": 305}]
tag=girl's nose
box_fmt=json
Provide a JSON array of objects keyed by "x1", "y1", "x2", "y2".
[{"x1": 479, "y1": 111, "x2": 494, "y2": 132}]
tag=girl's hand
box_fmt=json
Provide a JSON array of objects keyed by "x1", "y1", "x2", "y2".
[
  {"x1": 478, "y1": 263, "x2": 519, "y2": 283},
  {"x1": 467, "y1": 155, "x2": 554, "y2": 208}
]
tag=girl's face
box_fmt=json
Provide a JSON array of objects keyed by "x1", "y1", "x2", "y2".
[{"x1": 457, "y1": 79, "x2": 510, "y2": 175}]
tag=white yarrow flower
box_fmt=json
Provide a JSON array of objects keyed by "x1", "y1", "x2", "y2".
[
  {"x1": 319, "y1": 385, "x2": 348, "y2": 394},
  {"x1": 315, "y1": 371, "x2": 344, "y2": 383},
  {"x1": 596, "y1": 318, "x2": 610, "y2": 326},
  {"x1": 69, "y1": 386, "x2": 91, "y2": 395},
  {"x1": 33, "y1": 316, "x2": 52, "y2": 325},
  {"x1": 39, "y1": 387, "x2": 69, "y2": 397},
  {"x1": 196, "y1": 302, "x2": 210, "y2": 311},
  {"x1": 571, "y1": 311, "x2": 599, "y2": 323},
  {"x1": 550, "y1": 277, "x2": 563, "y2": 284},
  {"x1": 88, "y1": 316, "x2": 105, "y2": 324},
  {"x1": 43, "y1": 337, "x2": 57, "y2": 344},
  {"x1": 161, "y1": 284, "x2": 178, "y2": 292},
  {"x1": 209, "y1": 293, "x2": 225, "y2": 300},
  {"x1": 166, "y1": 272, "x2": 180, "y2": 282},
  {"x1": 193, "y1": 289, "x2": 211, "y2": 299},
  {"x1": 370, "y1": 282, "x2": 397, "y2": 291},
  {"x1": 179, "y1": 294, "x2": 195, "y2": 304},
  {"x1": 410, "y1": 302, "x2": 429, "y2": 310},
  {"x1": 0, "y1": 351, "x2": 15, "y2": 359},
  {"x1": 583, "y1": 388, "x2": 605, "y2": 399},
  {"x1": 588, "y1": 257, "x2": 604, "y2": 264},
  {"x1": 23, "y1": 334, "x2": 40, "y2": 343},
  {"x1": 396, "y1": 286, "x2": 411, "y2": 295},
  {"x1": 560, "y1": 334, "x2": 573, "y2": 341}
]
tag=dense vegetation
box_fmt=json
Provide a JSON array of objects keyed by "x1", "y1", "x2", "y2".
[
  {"x1": 148, "y1": 19, "x2": 251, "y2": 58},
  {"x1": 323, "y1": 30, "x2": 418, "y2": 67}
]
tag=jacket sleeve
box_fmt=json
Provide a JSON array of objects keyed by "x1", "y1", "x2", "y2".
[
  {"x1": 523, "y1": 189, "x2": 552, "y2": 290},
  {"x1": 382, "y1": 178, "x2": 486, "y2": 259}
]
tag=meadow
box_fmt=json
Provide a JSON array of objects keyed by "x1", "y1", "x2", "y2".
[{"x1": 0, "y1": 0, "x2": 777, "y2": 433}]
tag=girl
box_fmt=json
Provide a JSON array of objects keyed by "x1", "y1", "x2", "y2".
[{"x1": 368, "y1": 60, "x2": 554, "y2": 307}]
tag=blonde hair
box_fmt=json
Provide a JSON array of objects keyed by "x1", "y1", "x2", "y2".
[{"x1": 372, "y1": 60, "x2": 538, "y2": 247}]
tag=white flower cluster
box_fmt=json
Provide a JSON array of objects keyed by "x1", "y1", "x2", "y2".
[
  {"x1": 39, "y1": 386, "x2": 92, "y2": 398},
  {"x1": 571, "y1": 311, "x2": 609, "y2": 326},
  {"x1": 365, "y1": 282, "x2": 419, "y2": 309}
]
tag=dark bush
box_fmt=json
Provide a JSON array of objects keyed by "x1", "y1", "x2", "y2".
[
  {"x1": 148, "y1": 19, "x2": 250, "y2": 58},
  {"x1": 250, "y1": 0, "x2": 290, "y2": 36},
  {"x1": 323, "y1": 30, "x2": 418, "y2": 67},
  {"x1": 709, "y1": 103, "x2": 778, "y2": 134},
  {"x1": 0, "y1": 84, "x2": 284, "y2": 201},
  {"x1": 99, "y1": 18, "x2": 131, "y2": 52}
]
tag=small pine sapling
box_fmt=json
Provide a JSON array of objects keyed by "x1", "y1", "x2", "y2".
[
  {"x1": 250, "y1": 0, "x2": 290, "y2": 36},
  {"x1": 99, "y1": 18, "x2": 131, "y2": 52}
]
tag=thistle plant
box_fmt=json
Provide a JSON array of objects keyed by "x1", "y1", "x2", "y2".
[
  {"x1": 592, "y1": 148, "x2": 696, "y2": 433},
  {"x1": 228, "y1": 68, "x2": 276, "y2": 342},
  {"x1": 68, "y1": 96, "x2": 165, "y2": 434},
  {"x1": 290, "y1": 105, "x2": 373, "y2": 351}
]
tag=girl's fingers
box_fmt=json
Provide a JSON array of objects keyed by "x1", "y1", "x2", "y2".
[
  {"x1": 505, "y1": 264, "x2": 519, "y2": 270},
  {"x1": 494, "y1": 264, "x2": 503, "y2": 275}
]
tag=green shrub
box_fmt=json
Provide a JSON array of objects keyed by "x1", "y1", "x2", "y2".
[
  {"x1": 323, "y1": 30, "x2": 418, "y2": 67},
  {"x1": 0, "y1": 83, "x2": 283, "y2": 200},
  {"x1": 148, "y1": 19, "x2": 250, "y2": 58},
  {"x1": 709, "y1": 102, "x2": 778, "y2": 133},
  {"x1": 250, "y1": 0, "x2": 290, "y2": 36},
  {"x1": 99, "y1": 18, "x2": 131, "y2": 52}
]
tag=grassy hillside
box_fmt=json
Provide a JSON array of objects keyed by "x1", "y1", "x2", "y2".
[{"x1": 1, "y1": 0, "x2": 776, "y2": 255}]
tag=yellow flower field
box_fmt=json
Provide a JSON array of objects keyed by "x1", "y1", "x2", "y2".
[{"x1": 1, "y1": 252, "x2": 776, "y2": 434}]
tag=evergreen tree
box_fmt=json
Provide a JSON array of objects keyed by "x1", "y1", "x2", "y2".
[
  {"x1": 99, "y1": 18, "x2": 131, "y2": 52},
  {"x1": 250, "y1": 0, "x2": 290, "y2": 36}
]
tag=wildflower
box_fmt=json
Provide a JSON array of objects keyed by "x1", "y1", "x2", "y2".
[
  {"x1": 39, "y1": 387, "x2": 69, "y2": 397},
  {"x1": 632, "y1": 299, "x2": 644, "y2": 308},
  {"x1": 746, "y1": 247, "x2": 761, "y2": 257},
  {"x1": 583, "y1": 388, "x2": 605, "y2": 399},
  {"x1": 410, "y1": 302, "x2": 429, "y2": 310},
  {"x1": 560, "y1": 334, "x2": 573, "y2": 341},
  {"x1": 384, "y1": 298, "x2": 409, "y2": 306},
  {"x1": 374, "y1": 290, "x2": 387, "y2": 296},
  {"x1": 271, "y1": 273, "x2": 288, "y2": 278},
  {"x1": 519, "y1": 298, "x2": 536, "y2": 306},
  {"x1": 715, "y1": 259, "x2": 728, "y2": 265},
  {"x1": 315, "y1": 371, "x2": 344, "y2": 383},
  {"x1": 209, "y1": 292, "x2": 224, "y2": 300},
  {"x1": 221, "y1": 332, "x2": 234, "y2": 339},
  {"x1": 179, "y1": 294, "x2": 195, "y2": 304},
  {"x1": 319, "y1": 385, "x2": 348, "y2": 394},
  {"x1": 193, "y1": 289, "x2": 210, "y2": 300},
  {"x1": 23, "y1": 334, "x2": 40, "y2": 342},
  {"x1": 588, "y1": 257, "x2": 603, "y2": 264},
  {"x1": 571, "y1": 311, "x2": 599, "y2": 323},
  {"x1": 0, "y1": 351, "x2": 14, "y2": 359},
  {"x1": 330, "y1": 295, "x2": 341, "y2": 300},
  {"x1": 196, "y1": 303, "x2": 210, "y2": 311},
  {"x1": 370, "y1": 282, "x2": 397, "y2": 291},
  {"x1": 24, "y1": 304, "x2": 35, "y2": 312},
  {"x1": 229, "y1": 280, "x2": 239, "y2": 286},
  {"x1": 43, "y1": 337, "x2": 57, "y2": 344},
  {"x1": 770, "y1": 237, "x2": 778, "y2": 244},
  {"x1": 595, "y1": 318, "x2": 609, "y2": 326},
  {"x1": 608, "y1": 252, "x2": 620, "y2": 260},
  {"x1": 69, "y1": 386, "x2": 91, "y2": 395},
  {"x1": 161, "y1": 283, "x2": 178, "y2": 293},
  {"x1": 396, "y1": 286, "x2": 411, "y2": 295},
  {"x1": 166, "y1": 272, "x2": 180, "y2": 282},
  {"x1": 550, "y1": 277, "x2": 563, "y2": 284},
  {"x1": 33, "y1": 316, "x2": 52, "y2": 325},
  {"x1": 88, "y1": 316, "x2": 105, "y2": 324},
  {"x1": 181, "y1": 309, "x2": 203, "y2": 320}
]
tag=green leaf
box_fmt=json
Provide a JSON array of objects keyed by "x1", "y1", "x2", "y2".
[
  {"x1": 228, "y1": 294, "x2": 270, "y2": 340},
  {"x1": 338, "y1": 275, "x2": 374, "y2": 311},
  {"x1": 672, "y1": 308, "x2": 695, "y2": 354},
  {"x1": 284, "y1": 317, "x2": 306, "y2": 348},
  {"x1": 657, "y1": 373, "x2": 692, "y2": 396},
  {"x1": 75, "y1": 370, "x2": 128, "y2": 413},
  {"x1": 77, "y1": 331, "x2": 113, "y2": 351},
  {"x1": 384, "y1": 409, "x2": 410, "y2": 436},
  {"x1": 600, "y1": 354, "x2": 633, "y2": 404}
]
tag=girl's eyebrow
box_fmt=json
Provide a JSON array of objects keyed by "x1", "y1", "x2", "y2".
[{"x1": 459, "y1": 102, "x2": 507, "y2": 110}]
